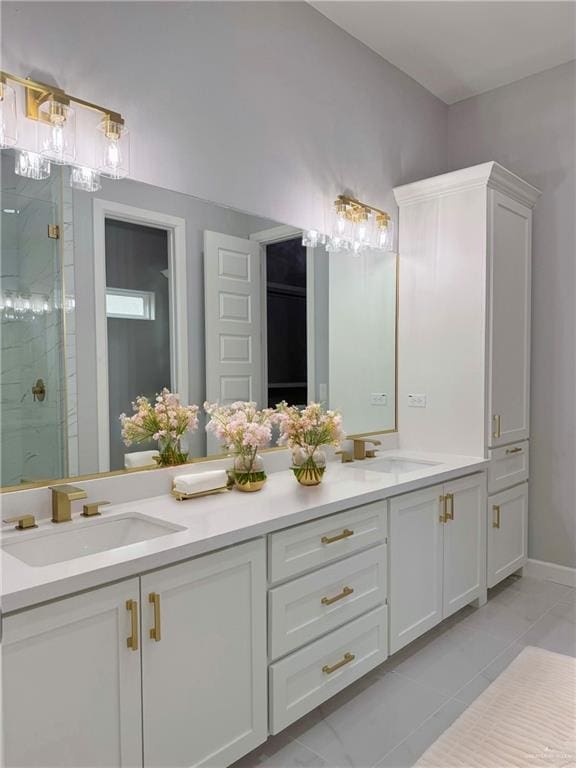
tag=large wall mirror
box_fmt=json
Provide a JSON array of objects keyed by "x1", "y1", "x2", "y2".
[{"x1": 0, "y1": 150, "x2": 397, "y2": 489}]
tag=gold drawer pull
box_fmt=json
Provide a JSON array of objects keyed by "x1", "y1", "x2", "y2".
[
  {"x1": 445, "y1": 493, "x2": 454, "y2": 521},
  {"x1": 321, "y1": 586, "x2": 354, "y2": 606},
  {"x1": 321, "y1": 528, "x2": 354, "y2": 545},
  {"x1": 149, "y1": 592, "x2": 161, "y2": 641},
  {"x1": 505, "y1": 447, "x2": 523, "y2": 455},
  {"x1": 322, "y1": 652, "x2": 355, "y2": 675},
  {"x1": 126, "y1": 599, "x2": 139, "y2": 651},
  {"x1": 493, "y1": 414, "x2": 502, "y2": 439},
  {"x1": 439, "y1": 495, "x2": 447, "y2": 523},
  {"x1": 492, "y1": 504, "x2": 501, "y2": 529}
]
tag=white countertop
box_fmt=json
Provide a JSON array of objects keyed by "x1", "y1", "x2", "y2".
[{"x1": 1, "y1": 451, "x2": 488, "y2": 613}]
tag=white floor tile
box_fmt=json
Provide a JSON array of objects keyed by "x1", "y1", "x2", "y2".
[
  {"x1": 518, "y1": 612, "x2": 576, "y2": 657},
  {"x1": 233, "y1": 730, "x2": 328, "y2": 768},
  {"x1": 294, "y1": 671, "x2": 449, "y2": 768},
  {"x1": 453, "y1": 642, "x2": 525, "y2": 705}
]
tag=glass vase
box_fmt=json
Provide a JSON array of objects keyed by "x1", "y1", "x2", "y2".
[
  {"x1": 156, "y1": 438, "x2": 189, "y2": 467},
  {"x1": 233, "y1": 453, "x2": 267, "y2": 492},
  {"x1": 291, "y1": 446, "x2": 326, "y2": 486}
]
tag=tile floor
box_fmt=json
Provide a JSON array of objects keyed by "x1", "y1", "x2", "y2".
[{"x1": 234, "y1": 575, "x2": 576, "y2": 768}]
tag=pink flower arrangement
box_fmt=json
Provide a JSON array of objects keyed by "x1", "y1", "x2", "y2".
[
  {"x1": 274, "y1": 401, "x2": 344, "y2": 451},
  {"x1": 204, "y1": 401, "x2": 273, "y2": 476},
  {"x1": 120, "y1": 389, "x2": 199, "y2": 466}
]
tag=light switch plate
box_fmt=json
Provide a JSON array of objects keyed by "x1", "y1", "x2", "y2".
[
  {"x1": 370, "y1": 393, "x2": 388, "y2": 406},
  {"x1": 408, "y1": 393, "x2": 427, "y2": 407}
]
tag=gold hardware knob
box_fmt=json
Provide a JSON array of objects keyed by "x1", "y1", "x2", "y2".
[
  {"x1": 505, "y1": 447, "x2": 523, "y2": 455},
  {"x1": 32, "y1": 378, "x2": 46, "y2": 402},
  {"x1": 321, "y1": 586, "x2": 354, "y2": 606},
  {"x1": 126, "y1": 599, "x2": 139, "y2": 651},
  {"x1": 335, "y1": 450, "x2": 354, "y2": 464},
  {"x1": 3, "y1": 514, "x2": 38, "y2": 530},
  {"x1": 321, "y1": 528, "x2": 354, "y2": 545},
  {"x1": 492, "y1": 504, "x2": 501, "y2": 529},
  {"x1": 149, "y1": 592, "x2": 161, "y2": 641},
  {"x1": 445, "y1": 493, "x2": 455, "y2": 521},
  {"x1": 322, "y1": 652, "x2": 355, "y2": 675},
  {"x1": 81, "y1": 500, "x2": 110, "y2": 517},
  {"x1": 366, "y1": 448, "x2": 379, "y2": 459}
]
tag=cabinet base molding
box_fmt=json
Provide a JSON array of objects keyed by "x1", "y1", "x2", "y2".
[{"x1": 524, "y1": 559, "x2": 576, "y2": 588}]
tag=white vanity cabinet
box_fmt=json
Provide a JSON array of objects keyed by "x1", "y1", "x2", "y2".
[
  {"x1": 2, "y1": 579, "x2": 143, "y2": 768},
  {"x1": 389, "y1": 474, "x2": 486, "y2": 653},
  {"x1": 2, "y1": 539, "x2": 267, "y2": 768},
  {"x1": 487, "y1": 482, "x2": 528, "y2": 588}
]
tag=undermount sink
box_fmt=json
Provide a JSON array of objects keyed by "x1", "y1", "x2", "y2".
[
  {"x1": 361, "y1": 457, "x2": 441, "y2": 474},
  {"x1": 2, "y1": 513, "x2": 186, "y2": 567}
]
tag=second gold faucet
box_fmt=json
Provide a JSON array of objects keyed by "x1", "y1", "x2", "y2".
[{"x1": 49, "y1": 484, "x2": 87, "y2": 523}]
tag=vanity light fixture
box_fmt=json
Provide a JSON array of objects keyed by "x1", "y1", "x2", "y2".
[
  {"x1": 303, "y1": 194, "x2": 394, "y2": 255},
  {"x1": 0, "y1": 70, "x2": 129, "y2": 189}
]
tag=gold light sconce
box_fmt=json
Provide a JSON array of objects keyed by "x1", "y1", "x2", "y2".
[{"x1": 0, "y1": 70, "x2": 129, "y2": 189}]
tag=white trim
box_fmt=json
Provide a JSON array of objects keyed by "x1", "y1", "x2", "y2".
[
  {"x1": 93, "y1": 199, "x2": 188, "y2": 472},
  {"x1": 250, "y1": 225, "x2": 301, "y2": 244},
  {"x1": 394, "y1": 161, "x2": 541, "y2": 208},
  {"x1": 524, "y1": 558, "x2": 576, "y2": 588},
  {"x1": 306, "y1": 246, "x2": 316, "y2": 402}
]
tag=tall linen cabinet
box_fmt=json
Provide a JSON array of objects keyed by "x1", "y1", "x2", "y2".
[{"x1": 394, "y1": 162, "x2": 540, "y2": 587}]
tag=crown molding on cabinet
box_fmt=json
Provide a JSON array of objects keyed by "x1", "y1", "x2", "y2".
[{"x1": 393, "y1": 162, "x2": 541, "y2": 208}]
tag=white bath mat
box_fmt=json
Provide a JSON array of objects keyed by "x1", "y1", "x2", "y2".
[{"x1": 416, "y1": 646, "x2": 576, "y2": 767}]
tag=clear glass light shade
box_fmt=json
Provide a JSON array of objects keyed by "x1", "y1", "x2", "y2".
[
  {"x1": 376, "y1": 219, "x2": 394, "y2": 251},
  {"x1": 15, "y1": 150, "x2": 51, "y2": 180},
  {"x1": 0, "y1": 83, "x2": 17, "y2": 148},
  {"x1": 98, "y1": 118, "x2": 130, "y2": 179},
  {"x1": 38, "y1": 99, "x2": 76, "y2": 164},
  {"x1": 302, "y1": 230, "x2": 326, "y2": 248},
  {"x1": 70, "y1": 165, "x2": 101, "y2": 192}
]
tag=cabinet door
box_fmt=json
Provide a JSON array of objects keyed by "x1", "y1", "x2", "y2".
[
  {"x1": 389, "y1": 485, "x2": 444, "y2": 653},
  {"x1": 488, "y1": 482, "x2": 528, "y2": 588},
  {"x1": 443, "y1": 474, "x2": 486, "y2": 618},
  {"x1": 141, "y1": 539, "x2": 267, "y2": 768},
  {"x1": 488, "y1": 190, "x2": 532, "y2": 447},
  {"x1": 2, "y1": 579, "x2": 142, "y2": 768}
]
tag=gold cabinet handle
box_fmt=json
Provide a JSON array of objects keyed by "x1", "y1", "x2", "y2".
[
  {"x1": 445, "y1": 493, "x2": 454, "y2": 521},
  {"x1": 493, "y1": 414, "x2": 502, "y2": 439},
  {"x1": 126, "y1": 599, "x2": 139, "y2": 651},
  {"x1": 321, "y1": 528, "x2": 354, "y2": 545},
  {"x1": 321, "y1": 586, "x2": 354, "y2": 606},
  {"x1": 149, "y1": 592, "x2": 161, "y2": 641},
  {"x1": 322, "y1": 652, "x2": 355, "y2": 675},
  {"x1": 492, "y1": 504, "x2": 501, "y2": 529},
  {"x1": 439, "y1": 495, "x2": 447, "y2": 523},
  {"x1": 505, "y1": 447, "x2": 523, "y2": 455}
]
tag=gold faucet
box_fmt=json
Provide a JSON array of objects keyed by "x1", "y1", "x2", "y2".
[
  {"x1": 351, "y1": 438, "x2": 382, "y2": 460},
  {"x1": 49, "y1": 484, "x2": 87, "y2": 523}
]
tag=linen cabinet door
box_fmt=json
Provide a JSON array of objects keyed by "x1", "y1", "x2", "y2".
[
  {"x1": 388, "y1": 484, "x2": 444, "y2": 653},
  {"x1": 488, "y1": 190, "x2": 532, "y2": 448},
  {"x1": 2, "y1": 579, "x2": 142, "y2": 768},
  {"x1": 488, "y1": 482, "x2": 528, "y2": 588},
  {"x1": 442, "y1": 474, "x2": 486, "y2": 618},
  {"x1": 141, "y1": 539, "x2": 267, "y2": 768}
]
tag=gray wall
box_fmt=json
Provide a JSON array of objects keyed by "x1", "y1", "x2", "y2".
[{"x1": 448, "y1": 61, "x2": 576, "y2": 569}]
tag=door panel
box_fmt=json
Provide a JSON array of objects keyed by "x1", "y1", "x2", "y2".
[
  {"x1": 488, "y1": 482, "x2": 528, "y2": 588},
  {"x1": 488, "y1": 191, "x2": 531, "y2": 447},
  {"x1": 2, "y1": 579, "x2": 142, "y2": 767},
  {"x1": 443, "y1": 474, "x2": 486, "y2": 617},
  {"x1": 389, "y1": 484, "x2": 444, "y2": 653},
  {"x1": 141, "y1": 539, "x2": 267, "y2": 768}
]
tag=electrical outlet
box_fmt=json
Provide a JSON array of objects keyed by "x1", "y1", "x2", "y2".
[
  {"x1": 408, "y1": 393, "x2": 427, "y2": 408},
  {"x1": 370, "y1": 393, "x2": 387, "y2": 406}
]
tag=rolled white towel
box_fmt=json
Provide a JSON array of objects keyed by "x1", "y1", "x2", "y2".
[
  {"x1": 124, "y1": 450, "x2": 160, "y2": 469},
  {"x1": 173, "y1": 469, "x2": 229, "y2": 496}
]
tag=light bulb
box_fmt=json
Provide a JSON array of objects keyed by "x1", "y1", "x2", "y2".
[
  {"x1": 15, "y1": 151, "x2": 51, "y2": 180},
  {"x1": 39, "y1": 99, "x2": 76, "y2": 164},
  {"x1": 0, "y1": 81, "x2": 17, "y2": 148},
  {"x1": 98, "y1": 117, "x2": 130, "y2": 179}
]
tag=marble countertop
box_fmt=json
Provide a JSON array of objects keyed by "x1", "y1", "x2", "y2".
[{"x1": 1, "y1": 450, "x2": 488, "y2": 613}]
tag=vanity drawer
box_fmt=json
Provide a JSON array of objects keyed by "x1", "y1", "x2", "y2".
[
  {"x1": 269, "y1": 544, "x2": 386, "y2": 660},
  {"x1": 488, "y1": 441, "x2": 529, "y2": 493},
  {"x1": 268, "y1": 501, "x2": 387, "y2": 584},
  {"x1": 269, "y1": 605, "x2": 388, "y2": 733}
]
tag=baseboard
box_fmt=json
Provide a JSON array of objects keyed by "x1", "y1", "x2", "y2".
[{"x1": 525, "y1": 559, "x2": 576, "y2": 588}]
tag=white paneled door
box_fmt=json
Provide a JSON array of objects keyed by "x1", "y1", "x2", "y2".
[
  {"x1": 141, "y1": 539, "x2": 267, "y2": 768},
  {"x1": 204, "y1": 231, "x2": 263, "y2": 447},
  {"x1": 2, "y1": 579, "x2": 142, "y2": 768},
  {"x1": 389, "y1": 484, "x2": 444, "y2": 653},
  {"x1": 488, "y1": 190, "x2": 532, "y2": 448},
  {"x1": 488, "y1": 482, "x2": 528, "y2": 587}
]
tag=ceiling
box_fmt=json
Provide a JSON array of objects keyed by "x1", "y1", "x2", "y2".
[{"x1": 310, "y1": 1, "x2": 576, "y2": 104}]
